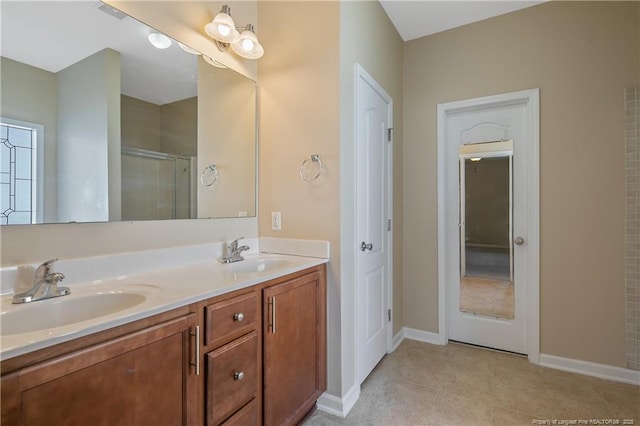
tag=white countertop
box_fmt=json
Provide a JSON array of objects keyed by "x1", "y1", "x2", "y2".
[{"x1": 0, "y1": 252, "x2": 327, "y2": 361}]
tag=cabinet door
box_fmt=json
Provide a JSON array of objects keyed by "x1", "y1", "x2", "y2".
[
  {"x1": 2, "y1": 315, "x2": 198, "y2": 426},
  {"x1": 263, "y1": 269, "x2": 327, "y2": 426}
]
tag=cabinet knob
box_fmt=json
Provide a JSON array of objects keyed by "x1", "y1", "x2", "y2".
[
  {"x1": 233, "y1": 312, "x2": 244, "y2": 322},
  {"x1": 234, "y1": 371, "x2": 244, "y2": 381}
]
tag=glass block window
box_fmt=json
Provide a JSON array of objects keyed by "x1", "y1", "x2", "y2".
[{"x1": 0, "y1": 122, "x2": 37, "y2": 225}]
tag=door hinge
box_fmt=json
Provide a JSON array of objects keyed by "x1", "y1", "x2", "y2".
[
  {"x1": 387, "y1": 309, "x2": 391, "y2": 322},
  {"x1": 387, "y1": 219, "x2": 392, "y2": 232},
  {"x1": 387, "y1": 128, "x2": 393, "y2": 142}
]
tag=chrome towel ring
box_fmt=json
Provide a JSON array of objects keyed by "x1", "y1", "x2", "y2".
[
  {"x1": 201, "y1": 164, "x2": 218, "y2": 187},
  {"x1": 299, "y1": 154, "x2": 323, "y2": 182}
]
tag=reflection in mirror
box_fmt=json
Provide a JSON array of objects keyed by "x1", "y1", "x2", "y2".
[
  {"x1": 0, "y1": 1, "x2": 256, "y2": 225},
  {"x1": 458, "y1": 142, "x2": 514, "y2": 319}
]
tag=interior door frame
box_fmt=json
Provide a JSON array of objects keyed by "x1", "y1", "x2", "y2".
[
  {"x1": 436, "y1": 89, "x2": 540, "y2": 363},
  {"x1": 354, "y1": 63, "x2": 394, "y2": 380}
]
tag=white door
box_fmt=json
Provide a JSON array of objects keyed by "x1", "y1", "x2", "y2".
[
  {"x1": 355, "y1": 64, "x2": 392, "y2": 384},
  {"x1": 445, "y1": 102, "x2": 529, "y2": 354}
]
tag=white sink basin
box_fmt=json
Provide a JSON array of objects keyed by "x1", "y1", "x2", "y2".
[
  {"x1": 1, "y1": 291, "x2": 148, "y2": 335},
  {"x1": 223, "y1": 257, "x2": 290, "y2": 274}
]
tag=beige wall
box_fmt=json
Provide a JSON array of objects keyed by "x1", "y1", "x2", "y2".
[
  {"x1": 403, "y1": 1, "x2": 639, "y2": 367},
  {"x1": 121, "y1": 95, "x2": 197, "y2": 157},
  {"x1": 465, "y1": 158, "x2": 510, "y2": 247},
  {"x1": 258, "y1": 0, "x2": 403, "y2": 398},
  {"x1": 121, "y1": 95, "x2": 162, "y2": 152},
  {"x1": 56, "y1": 48, "x2": 121, "y2": 223},
  {"x1": 160, "y1": 97, "x2": 197, "y2": 157},
  {"x1": 258, "y1": 0, "x2": 342, "y2": 393},
  {"x1": 198, "y1": 57, "x2": 256, "y2": 218}
]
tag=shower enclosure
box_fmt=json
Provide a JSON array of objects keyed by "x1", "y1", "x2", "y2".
[{"x1": 121, "y1": 147, "x2": 195, "y2": 221}]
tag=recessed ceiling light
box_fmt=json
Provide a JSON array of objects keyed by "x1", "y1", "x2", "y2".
[{"x1": 148, "y1": 32, "x2": 172, "y2": 49}]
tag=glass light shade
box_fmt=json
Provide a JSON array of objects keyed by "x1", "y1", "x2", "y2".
[
  {"x1": 204, "y1": 12, "x2": 239, "y2": 43},
  {"x1": 231, "y1": 29, "x2": 264, "y2": 59},
  {"x1": 203, "y1": 55, "x2": 227, "y2": 69},
  {"x1": 178, "y1": 42, "x2": 201, "y2": 55},
  {"x1": 148, "y1": 33, "x2": 171, "y2": 49}
]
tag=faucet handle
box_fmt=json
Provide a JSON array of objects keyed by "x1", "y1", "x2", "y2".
[
  {"x1": 36, "y1": 258, "x2": 58, "y2": 278},
  {"x1": 229, "y1": 237, "x2": 245, "y2": 251}
]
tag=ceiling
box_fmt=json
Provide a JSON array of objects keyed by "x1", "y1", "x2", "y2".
[{"x1": 379, "y1": 0, "x2": 546, "y2": 41}]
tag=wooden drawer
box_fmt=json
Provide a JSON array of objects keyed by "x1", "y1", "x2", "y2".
[
  {"x1": 221, "y1": 398, "x2": 258, "y2": 426},
  {"x1": 207, "y1": 331, "x2": 258, "y2": 426},
  {"x1": 205, "y1": 292, "x2": 257, "y2": 347}
]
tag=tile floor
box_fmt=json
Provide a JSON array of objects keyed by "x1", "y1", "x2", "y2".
[{"x1": 304, "y1": 340, "x2": 640, "y2": 426}]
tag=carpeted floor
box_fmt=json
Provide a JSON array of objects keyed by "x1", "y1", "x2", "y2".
[
  {"x1": 304, "y1": 340, "x2": 640, "y2": 426},
  {"x1": 460, "y1": 277, "x2": 514, "y2": 319}
]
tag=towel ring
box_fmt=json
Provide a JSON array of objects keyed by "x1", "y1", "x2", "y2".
[
  {"x1": 299, "y1": 154, "x2": 323, "y2": 182},
  {"x1": 201, "y1": 164, "x2": 218, "y2": 187}
]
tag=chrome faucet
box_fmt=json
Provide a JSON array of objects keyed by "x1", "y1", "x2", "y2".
[
  {"x1": 221, "y1": 237, "x2": 250, "y2": 264},
  {"x1": 12, "y1": 258, "x2": 71, "y2": 304}
]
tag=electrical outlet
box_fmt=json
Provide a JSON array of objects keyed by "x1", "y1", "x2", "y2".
[{"x1": 271, "y1": 212, "x2": 281, "y2": 231}]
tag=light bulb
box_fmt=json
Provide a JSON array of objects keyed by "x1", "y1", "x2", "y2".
[
  {"x1": 241, "y1": 39, "x2": 254, "y2": 51},
  {"x1": 218, "y1": 24, "x2": 231, "y2": 37}
]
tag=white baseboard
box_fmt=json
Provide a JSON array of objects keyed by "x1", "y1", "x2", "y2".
[
  {"x1": 539, "y1": 353, "x2": 640, "y2": 386},
  {"x1": 316, "y1": 383, "x2": 360, "y2": 418},
  {"x1": 403, "y1": 327, "x2": 445, "y2": 345}
]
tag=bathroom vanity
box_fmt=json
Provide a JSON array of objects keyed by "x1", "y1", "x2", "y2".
[{"x1": 0, "y1": 253, "x2": 327, "y2": 426}]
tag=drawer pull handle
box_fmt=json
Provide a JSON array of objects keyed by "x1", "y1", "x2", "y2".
[
  {"x1": 233, "y1": 312, "x2": 244, "y2": 322},
  {"x1": 268, "y1": 296, "x2": 276, "y2": 334},
  {"x1": 189, "y1": 326, "x2": 200, "y2": 376},
  {"x1": 234, "y1": 371, "x2": 245, "y2": 381}
]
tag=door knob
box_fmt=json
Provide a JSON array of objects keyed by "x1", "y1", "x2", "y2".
[
  {"x1": 514, "y1": 237, "x2": 525, "y2": 246},
  {"x1": 360, "y1": 241, "x2": 373, "y2": 252}
]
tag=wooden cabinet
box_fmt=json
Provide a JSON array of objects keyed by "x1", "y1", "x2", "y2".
[
  {"x1": 1, "y1": 263, "x2": 327, "y2": 426},
  {"x1": 262, "y1": 267, "x2": 327, "y2": 426},
  {"x1": 1, "y1": 311, "x2": 198, "y2": 426}
]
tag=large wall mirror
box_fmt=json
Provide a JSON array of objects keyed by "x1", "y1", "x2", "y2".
[{"x1": 0, "y1": 1, "x2": 256, "y2": 225}]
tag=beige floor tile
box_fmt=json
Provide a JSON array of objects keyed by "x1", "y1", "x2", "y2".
[
  {"x1": 492, "y1": 407, "x2": 539, "y2": 426},
  {"x1": 303, "y1": 340, "x2": 640, "y2": 426},
  {"x1": 427, "y1": 392, "x2": 493, "y2": 426}
]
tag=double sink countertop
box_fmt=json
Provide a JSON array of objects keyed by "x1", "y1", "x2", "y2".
[{"x1": 0, "y1": 238, "x2": 329, "y2": 361}]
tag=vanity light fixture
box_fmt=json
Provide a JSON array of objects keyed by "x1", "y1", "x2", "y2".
[
  {"x1": 231, "y1": 24, "x2": 264, "y2": 59},
  {"x1": 178, "y1": 42, "x2": 201, "y2": 55},
  {"x1": 203, "y1": 55, "x2": 228, "y2": 69},
  {"x1": 147, "y1": 32, "x2": 172, "y2": 49},
  {"x1": 204, "y1": 5, "x2": 264, "y2": 59},
  {"x1": 470, "y1": 157, "x2": 482, "y2": 162}
]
